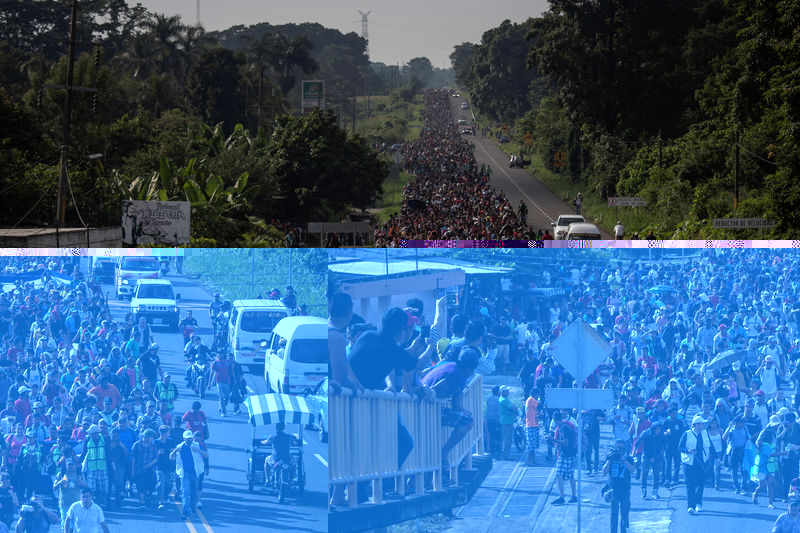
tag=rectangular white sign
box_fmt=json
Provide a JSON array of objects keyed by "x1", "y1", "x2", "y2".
[
  {"x1": 121, "y1": 201, "x2": 190, "y2": 245},
  {"x1": 608, "y1": 197, "x2": 647, "y2": 207},
  {"x1": 713, "y1": 218, "x2": 775, "y2": 229},
  {"x1": 547, "y1": 388, "x2": 615, "y2": 410}
]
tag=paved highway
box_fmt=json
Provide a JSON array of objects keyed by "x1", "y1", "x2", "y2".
[
  {"x1": 92, "y1": 269, "x2": 327, "y2": 533},
  {"x1": 450, "y1": 96, "x2": 612, "y2": 238}
]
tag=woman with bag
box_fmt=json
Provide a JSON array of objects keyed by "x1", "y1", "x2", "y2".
[{"x1": 752, "y1": 419, "x2": 782, "y2": 508}]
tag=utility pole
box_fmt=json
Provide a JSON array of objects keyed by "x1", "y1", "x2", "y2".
[
  {"x1": 734, "y1": 129, "x2": 740, "y2": 212},
  {"x1": 56, "y1": 0, "x2": 80, "y2": 235},
  {"x1": 257, "y1": 65, "x2": 263, "y2": 132}
]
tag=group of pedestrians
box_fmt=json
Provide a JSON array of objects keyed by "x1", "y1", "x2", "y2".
[
  {"x1": 0, "y1": 256, "x2": 222, "y2": 530},
  {"x1": 374, "y1": 90, "x2": 530, "y2": 245}
]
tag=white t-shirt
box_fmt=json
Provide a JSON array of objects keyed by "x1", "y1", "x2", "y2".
[{"x1": 66, "y1": 501, "x2": 105, "y2": 533}]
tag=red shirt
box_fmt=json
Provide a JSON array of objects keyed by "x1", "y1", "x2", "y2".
[{"x1": 182, "y1": 410, "x2": 207, "y2": 441}]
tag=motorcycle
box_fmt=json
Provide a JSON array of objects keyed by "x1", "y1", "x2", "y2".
[
  {"x1": 189, "y1": 360, "x2": 210, "y2": 399},
  {"x1": 268, "y1": 459, "x2": 293, "y2": 504},
  {"x1": 513, "y1": 416, "x2": 527, "y2": 453}
]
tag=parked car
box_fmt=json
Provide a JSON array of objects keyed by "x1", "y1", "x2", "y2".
[
  {"x1": 551, "y1": 214, "x2": 586, "y2": 240},
  {"x1": 498, "y1": 135, "x2": 510, "y2": 144},
  {"x1": 305, "y1": 377, "x2": 328, "y2": 442},
  {"x1": 565, "y1": 222, "x2": 603, "y2": 240},
  {"x1": 461, "y1": 102, "x2": 469, "y2": 110}
]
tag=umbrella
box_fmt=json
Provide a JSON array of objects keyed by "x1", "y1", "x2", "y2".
[
  {"x1": 706, "y1": 349, "x2": 746, "y2": 371},
  {"x1": 244, "y1": 393, "x2": 316, "y2": 427}
]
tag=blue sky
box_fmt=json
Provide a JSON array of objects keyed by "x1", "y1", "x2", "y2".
[{"x1": 134, "y1": 0, "x2": 549, "y2": 68}]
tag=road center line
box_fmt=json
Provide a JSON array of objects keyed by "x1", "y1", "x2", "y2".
[
  {"x1": 174, "y1": 502, "x2": 200, "y2": 533},
  {"x1": 246, "y1": 386, "x2": 255, "y2": 394},
  {"x1": 315, "y1": 453, "x2": 328, "y2": 467},
  {"x1": 196, "y1": 509, "x2": 215, "y2": 533}
]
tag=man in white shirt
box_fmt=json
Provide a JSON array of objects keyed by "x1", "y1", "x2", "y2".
[
  {"x1": 65, "y1": 487, "x2": 110, "y2": 533},
  {"x1": 613, "y1": 221, "x2": 625, "y2": 240}
]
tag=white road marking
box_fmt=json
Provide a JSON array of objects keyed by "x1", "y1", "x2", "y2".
[
  {"x1": 303, "y1": 439, "x2": 308, "y2": 445},
  {"x1": 246, "y1": 386, "x2": 254, "y2": 393},
  {"x1": 315, "y1": 454, "x2": 328, "y2": 468}
]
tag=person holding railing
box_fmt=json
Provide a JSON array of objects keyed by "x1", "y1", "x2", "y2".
[{"x1": 421, "y1": 346, "x2": 481, "y2": 481}]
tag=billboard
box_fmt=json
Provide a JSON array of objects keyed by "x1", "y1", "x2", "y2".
[
  {"x1": 121, "y1": 200, "x2": 190, "y2": 245},
  {"x1": 301, "y1": 80, "x2": 324, "y2": 114}
]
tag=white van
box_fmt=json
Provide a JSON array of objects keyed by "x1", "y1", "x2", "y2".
[
  {"x1": 229, "y1": 299, "x2": 291, "y2": 371},
  {"x1": 115, "y1": 256, "x2": 160, "y2": 299},
  {"x1": 565, "y1": 222, "x2": 603, "y2": 240},
  {"x1": 264, "y1": 316, "x2": 328, "y2": 395}
]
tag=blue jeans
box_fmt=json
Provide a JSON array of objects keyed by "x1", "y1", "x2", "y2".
[
  {"x1": 181, "y1": 473, "x2": 198, "y2": 514},
  {"x1": 217, "y1": 382, "x2": 230, "y2": 413}
]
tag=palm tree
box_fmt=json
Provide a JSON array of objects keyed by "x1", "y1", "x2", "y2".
[
  {"x1": 142, "y1": 13, "x2": 185, "y2": 81},
  {"x1": 177, "y1": 25, "x2": 214, "y2": 81},
  {"x1": 247, "y1": 33, "x2": 318, "y2": 97}
]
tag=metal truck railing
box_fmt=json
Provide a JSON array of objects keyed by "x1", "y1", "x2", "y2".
[{"x1": 329, "y1": 374, "x2": 484, "y2": 506}]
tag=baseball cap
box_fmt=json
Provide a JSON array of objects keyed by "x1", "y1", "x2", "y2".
[
  {"x1": 691, "y1": 414, "x2": 707, "y2": 425},
  {"x1": 88, "y1": 425, "x2": 101, "y2": 434},
  {"x1": 183, "y1": 430, "x2": 194, "y2": 439},
  {"x1": 768, "y1": 415, "x2": 782, "y2": 428}
]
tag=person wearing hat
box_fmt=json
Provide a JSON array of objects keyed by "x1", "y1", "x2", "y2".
[
  {"x1": 773, "y1": 497, "x2": 800, "y2": 532},
  {"x1": 25, "y1": 401, "x2": 50, "y2": 429},
  {"x1": 154, "y1": 425, "x2": 176, "y2": 511},
  {"x1": 131, "y1": 429, "x2": 158, "y2": 508},
  {"x1": 712, "y1": 323, "x2": 729, "y2": 354},
  {"x1": 421, "y1": 346, "x2": 482, "y2": 471},
  {"x1": 769, "y1": 389, "x2": 793, "y2": 414},
  {"x1": 662, "y1": 404, "x2": 687, "y2": 488},
  {"x1": 757, "y1": 353, "x2": 781, "y2": 397},
  {"x1": 752, "y1": 415, "x2": 782, "y2": 508},
  {"x1": 497, "y1": 385, "x2": 518, "y2": 461},
  {"x1": 15, "y1": 385, "x2": 32, "y2": 423},
  {"x1": 169, "y1": 429, "x2": 208, "y2": 519},
  {"x1": 79, "y1": 424, "x2": 109, "y2": 506},
  {"x1": 136, "y1": 401, "x2": 163, "y2": 434},
  {"x1": 778, "y1": 411, "x2": 800, "y2": 498},
  {"x1": 0, "y1": 470, "x2": 19, "y2": 527},
  {"x1": 19, "y1": 426, "x2": 45, "y2": 499},
  {"x1": 154, "y1": 373, "x2": 178, "y2": 413},
  {"x1": 53, "y1": 457, "x2": 87, "y2": 526},
  {"x1": 679, "y1": 414, "x2": 711, "y2": 513}
]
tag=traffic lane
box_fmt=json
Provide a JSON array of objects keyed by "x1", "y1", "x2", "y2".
[
  {"x1": 449, "y1": 95, "x2": 611, "y2": 237},
  {"x1": 100, "y1": 275, "x2": 326, "y2": 533},
  {"x1": 665, "y1": 483, "x2": 781, "y2": 532}
]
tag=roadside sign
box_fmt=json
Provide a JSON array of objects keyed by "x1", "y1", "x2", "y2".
[
  {"x1": 121, "y1": 201, "x2": 190, "y2": 245},
  {"x1": 301, "y1": 80, "x2": 325, "y2": 114},
  {"x1": 546, "y1": 318, "x2": 611, "y2": 382},
  {"x1": 608, "y1": 197, "x2": 647, "y2": 207},
  {"x1": 547, "y1": 388, "x2": 615, "y2": 410},
  {"x1": 713, "y1": 218, "x2": 775, "y2": 229},
  {"x1": 553, "y1": 150, "x2": 567, "y2": 168}
]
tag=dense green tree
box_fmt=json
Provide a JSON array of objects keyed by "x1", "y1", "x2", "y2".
[
  {"x1": 449, "y1": 43, "x2": 475, "y2": 89},
  {"x1": 406, "y1": 57, "x2": 433, "y2": 87},
  {"x1": 185, "y1": 48, "x2": 246, "y2": 131}
]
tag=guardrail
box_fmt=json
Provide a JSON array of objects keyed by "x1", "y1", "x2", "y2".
[{"x1": 329, "y1": 374, "x2": 484, "y2": 507}]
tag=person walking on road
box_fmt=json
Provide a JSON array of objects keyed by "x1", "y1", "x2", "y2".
[
  {"x1": 485, "y1": 386, "x2": 501, "y2": 460},
  {"x1": 679, "y1": 414, "x2": 711, "y2": 514},
  {"x1": 524, "y1": 393, "x2": 540, "y2": 466},
  {"x1": 170, "y1": 430, "x2": 208, "y2": 520},
  {"x1": 638, "y1": 421, "x2": 665, "y2": 499},
  {"x1": 572, "y1": 193, "x2": 583, "y2": 215},
  {"x1": 723, "y1": 415, "x2": 751, "y2": 494},
  {"x1": 154, "y1": 425, "x2": 176, "y2": 511},
  {"x1": 64, "y1": 487, "x2": 110, "y2": 533},
  {"x1": 498, "y1": 386, "x2": 518, "y2": 460},
  {"x1": 551, "y1": 411, "x2": 578, "y2": 505},
  {"x1": 79, "y1": 425, "x2": 108, "y2": 507},
  {"x1": 603, "y1": 439, "x2": 635, "y2": 533},
  {"x1": 613, "y1": 221, "x2": 625, "y2": 240},
  {"x1": 752, "y1": 417, "x2": 782, "y2": 509},
  {"x1": 210, "y1": 352, "x2": 233, "y2": 417}
]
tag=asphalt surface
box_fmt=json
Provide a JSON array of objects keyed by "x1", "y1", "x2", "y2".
[
  {"x1": 450, "y1": 96, "x2": 612, "y2": 238},
  {"x1": 91, "y1": 268, "x2": 327, "y2": 533}
]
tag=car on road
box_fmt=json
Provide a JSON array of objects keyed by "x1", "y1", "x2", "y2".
[
  {"x1": 498, "y1": 135, "x2": 510, "y2": 144},
  {"x1": 460, "y1": 102, "x2": 469, "y2": 110},
  {"x1": 305, "y1": 377, "x2": 328, "y2": 442},
  {"x1": 565, "y1": 222, "x2": 603, "y2": 240},
  {"x1": 115, "y1": 256, "x2": 160, "y2": 299},
  {"x1": 229, "y1": 299, "x2": 291, "y2": 371},
  {"x1": 461, "y1": 127, "x2": 473, "y2": 135},
  {"x1": 129, "y1": 279, "x2": 180, "y2": 329},
  {"x1": 265, "y1": 316, "x2": 328, "y2": 395},
  {"x1": 91, "y1": 257, "x2": 116, "y2": 284},
  {"x1": 551, "y1": 214, "x2": 586, "y2": 240},
  {"x1": 457, "y1": 118, "x2": 467, "y2": 126},
  {"x1": 509, "y1": 154, "x2": 529, "y2": 168}
]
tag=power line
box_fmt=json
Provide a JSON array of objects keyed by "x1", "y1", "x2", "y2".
[
  {"x1": 65, "y1": 162, "x2": 88, "y2": 229},
  {"x1": 737, "y1": 142, "x2": 778, "y2": 167},
  {"x1": 11, "y1": 180, "x2": 56, "y2": 229}
]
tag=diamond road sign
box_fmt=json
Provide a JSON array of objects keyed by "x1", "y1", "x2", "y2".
[
  {"x1": 713, "y1": 218, "x2": 775, "y2": 229},
  {"x1": 546, "y1": 319, "x2": 611, "y2": 382}
]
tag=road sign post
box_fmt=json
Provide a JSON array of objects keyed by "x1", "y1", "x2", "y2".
[{"x1": 546, "y1": 319, "x2": 612, "y2": 533}]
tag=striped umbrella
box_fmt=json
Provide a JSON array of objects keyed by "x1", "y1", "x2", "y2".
[{"x1": 244, "y1": 394, "x2": 316, "y2": 427}]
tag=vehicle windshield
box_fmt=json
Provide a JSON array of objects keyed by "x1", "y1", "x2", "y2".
[
  {"x1": 558, "y1": 217, "x2": 584, "y2": 226},
  {"x1": 137, "y1": 285, "x2": 174, "y2": 299},
  {"x1": 120, "y1": 258, "x2": 159, "y2": 272},
  {"x1": 289, "y1": 339, "x2": 327, "y2": 364},
  {"x1": 240, "y1": 311, "x2": 286, "y2": 333}
]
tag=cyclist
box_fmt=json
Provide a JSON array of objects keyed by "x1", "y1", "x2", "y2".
[
  {"x1": 179, "y1": 311, "x2": 198, "y2": 345},
  {"x1": 208, "y1": 293, "x2": 223, "y2": 321}
]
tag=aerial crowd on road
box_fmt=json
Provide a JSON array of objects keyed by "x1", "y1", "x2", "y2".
[{"x1": 373, "y1": 90, "x2": 530, "y2": 244}]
